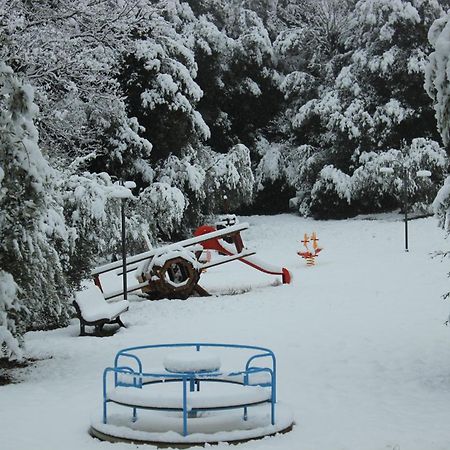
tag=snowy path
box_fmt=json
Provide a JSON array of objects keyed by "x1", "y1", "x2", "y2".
[{"x1": 1, "y1": 214, "x2": 450, "y2": 450}]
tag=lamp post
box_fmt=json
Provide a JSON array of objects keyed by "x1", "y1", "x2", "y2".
[
  {"x1": 120, "y1": 181, "x2": 127, "y2": 300},
  {"x1": 112, "y1": 179, "x2": 136, "y2": 300},
  {"x1": 380, "y1": 166, "x2": 431, "y2": 252},
  {"x1": 402, "y1": 166, "x2": 409, "y2": 252}
]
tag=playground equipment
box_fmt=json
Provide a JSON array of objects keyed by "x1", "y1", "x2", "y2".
[
  {"x1": 298, "y1": 232, "x2": 322, "y2": 266},
  {"x1": 90, "y1": 343, "x2": 294, "y2": 446},
  {"x1": 92, "y1": 220, "x2": 291, "y2": 301},
  {"x1": 194, "y1": 217, "x2": 291, "y2": 285}
]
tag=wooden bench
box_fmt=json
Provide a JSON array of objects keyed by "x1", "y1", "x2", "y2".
[{"x1": 73, "y1": 284, "x2": 129, "y2": 336}]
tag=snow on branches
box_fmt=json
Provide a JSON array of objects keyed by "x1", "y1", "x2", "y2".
[{"x1": 0, "y1": 65, "x2": 72, "y2": 353}]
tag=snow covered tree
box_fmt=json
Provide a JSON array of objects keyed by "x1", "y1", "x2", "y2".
[
  {"x1": 0, "y1": 65, "x2": 71, "y2": 356},
  {"x1": 0, "y1": 0, "x2": 156, "y2": 181},
  {"x1": 294, "y1": 0, "x2": 443, "y2": 153},
  {"x1": 119, "y1": 1, "x2": 210, "y2": 163},
  {"x1": 425, "y1": 9, "x2": 450, "y2": 147},
  {"x1": 425, "y1": 9, "x2": 450, "y2": 231},
  {"x1": 222, "y1": 8, "x2": 281, "y2": 148},
  {"x1": 284, "y1": 0, "x2": 445, "y2": 217}
]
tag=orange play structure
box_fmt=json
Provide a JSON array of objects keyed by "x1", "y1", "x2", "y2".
[{"x1": 297, "y1": 232, "x2": 322, "y2": 266}]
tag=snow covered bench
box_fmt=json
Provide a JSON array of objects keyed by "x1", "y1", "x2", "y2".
[{"x1": 73, "y1": 284, "x2": 129, "y2": 336}]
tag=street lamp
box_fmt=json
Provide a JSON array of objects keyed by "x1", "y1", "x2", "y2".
[
  {"x1": 380, "y1": 166, "x2": 431, "y2": 252},
  {"x1": 111, "y1": 179, "x2": 136, "y2": 299}
]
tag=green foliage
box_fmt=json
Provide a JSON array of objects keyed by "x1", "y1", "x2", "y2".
[{"x1": 0, "y1": 66, "x2": 71, "y2": 345}]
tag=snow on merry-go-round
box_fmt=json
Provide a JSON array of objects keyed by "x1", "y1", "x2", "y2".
[{"x1": 90, "y1": 343, "x2": 294, "y2": 446}]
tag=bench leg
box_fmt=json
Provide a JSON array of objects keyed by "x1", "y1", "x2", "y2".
[
  {"x1": 95, "y1": 323, "x2": 104, "y2": 336},
  {"x1": 80, "y1": 321, "x2": 87, "y2": 337},
  {"x1": 116, "y1": 316, "x2": 126, "y2": 328}
]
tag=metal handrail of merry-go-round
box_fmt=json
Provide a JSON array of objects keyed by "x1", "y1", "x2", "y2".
[{"x1": 102, "y1": 343, "x2": 277, "y2": 437}]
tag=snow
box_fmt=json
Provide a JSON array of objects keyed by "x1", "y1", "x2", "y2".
[
  {"x1": 416, "y1": 170, "x2": 432, "y2": 178},
  {"x1": 107, "y1": 382, "x2": 270, "y2": 410},
  {"x1": 1, "y1": 214, "x2": 450, "y2": 450},
  {"x1": 91, "y1": 403, "x2": 293, "y2": 443},
  {"x1": 0, "y1": 269, "x2": 22, "y2": 359},
  {"x1": 163, "y1": 350, "x2": 221, "y2": 373},
  {"x1": 75, "y1": 284, "x2": 129, "y2": 322},
  {"x1": 433, "y1": 175, "x2": 450, "y2": 230},
  {"x1": 312, "y1": 165, "x2": 352, "y2": 203}
]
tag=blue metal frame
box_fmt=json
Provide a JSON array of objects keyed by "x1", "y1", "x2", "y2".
[{"x1": 102, "y1": 343, "x2": 277, "y2": 437}]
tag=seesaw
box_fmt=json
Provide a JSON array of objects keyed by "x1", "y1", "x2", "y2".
[{"x1": 92, "y1": 222, "x2": 291, "y2": 300}]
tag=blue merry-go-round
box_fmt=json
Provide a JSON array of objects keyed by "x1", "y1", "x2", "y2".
[{"x1": 90, "y1": 342, "x2": 294, "y2": 446}]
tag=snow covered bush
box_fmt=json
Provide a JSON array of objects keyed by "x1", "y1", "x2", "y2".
[
  {"x1": 351, "y1": 150, "x2": 403, "y2": 212},
  {"x1": 156, "y1": 144, "x2": 254, "y2": 227},
  {"x1": 135, "y1": 183, "x2": 186, "y2": 240},
  {"x1": 352, "y1": 139, "x2": 447, "y2": 213},
  {"x1": 0, "y1": 66, "x2": 72, "y2": 349},
  {"x1": 406, "y1": 138, "x2": 448, "y2": 206},
  {"x1": 253, "y1": 137, "x2": 328, "y2": 214},
  {"x1": 252, "y1": 138, "x2": 296, "y2": 213},
  {"x1": 310, "y1": 166, "x2": 353, "y2": 218},
  {"x1": 433, "y1": 176, "x2": 450, "y2": 231},
  {"x1": 156, "y1": 152, "x2": 207, "y2": 228},
  {"x1": 0, "y1": 271, "x2": 23, "y2": 360},
  {"x1": 291, "y1": 138, "x2": 447, "y2": 218},
  {"x1": 205, "y1": 143, "x2": 255, "y2": 212}
]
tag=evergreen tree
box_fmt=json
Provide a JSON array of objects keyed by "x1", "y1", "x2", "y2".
[
  {"x1": 284, "y1": 0, "x2": 445, "y2": 217},
  {"x1": 0, "y1": 64, "x2": 71, "y2": 357},
  {"x1": 426, "y1": 8, "x2": 450, "y2": 230}
]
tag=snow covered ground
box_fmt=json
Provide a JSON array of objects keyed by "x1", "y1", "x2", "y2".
[{"x1": 1, "y1": 213, "x2": 450, "y2": 450}]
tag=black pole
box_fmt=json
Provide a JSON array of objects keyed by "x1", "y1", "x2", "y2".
[
  {"x1": 403, "y1": 168, "x2": 409, "y2": 252},
  {"x1": 121, "y1": 181, "x2": 128, "y2": 300}
]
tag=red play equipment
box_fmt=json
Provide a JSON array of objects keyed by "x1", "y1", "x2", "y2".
[
  {"x1": 194, "y1": 221, "x2": 291, "y2": 285},
  {"x1": 92, "y1": 218, "x2": 291, "y2": 301}
]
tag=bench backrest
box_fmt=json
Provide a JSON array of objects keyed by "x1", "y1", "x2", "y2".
[{"x1": 74, "y1": 283, "x2": 112, "y2": 321}]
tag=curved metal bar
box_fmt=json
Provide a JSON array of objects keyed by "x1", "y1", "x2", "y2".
[
  {"x1": 245, "y1": 353, "x2": 272, "y2": 371},
  {"x1": 105, "y1": 343, "x2": 278, "y2": 435},
  {"x1": 114, "y1": 342, "x2": 274, "y2": 357},
  {"x1": 245, "y1": 351, "x2": 276, "y2": 402},
  {"x1": 114, "y1": 352, "x2": 143, "y2": 373}
]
